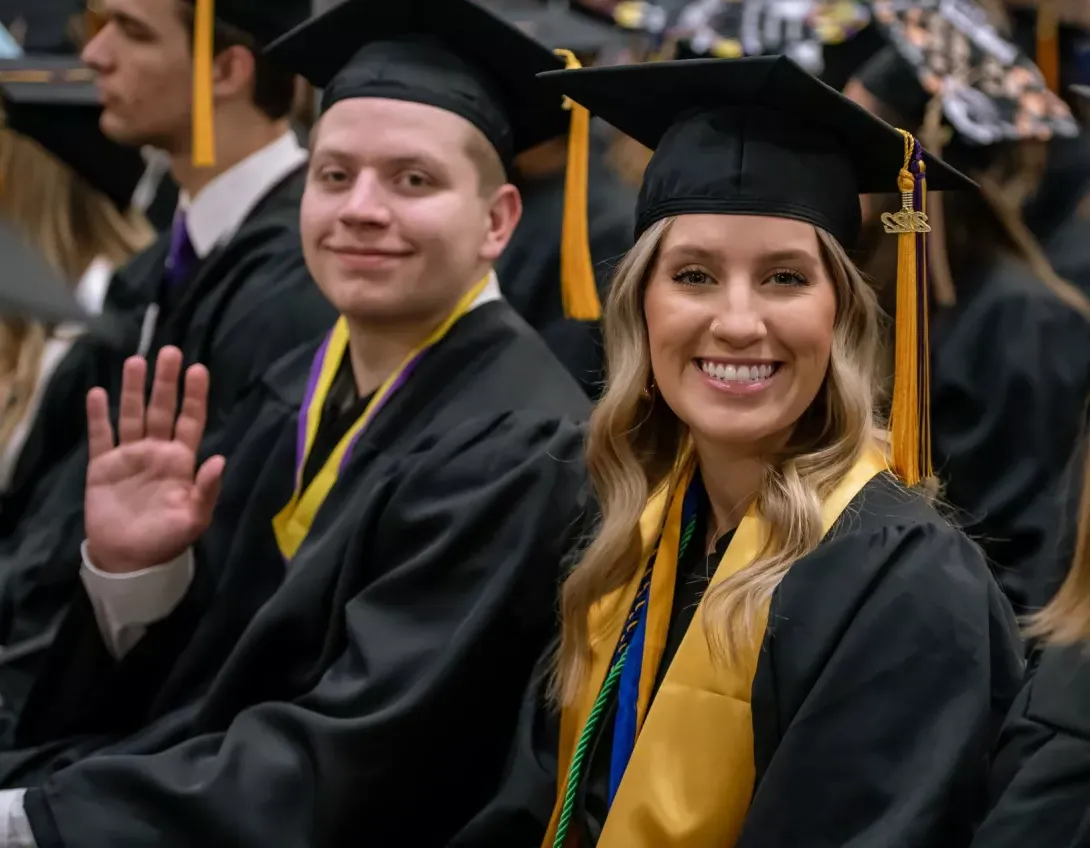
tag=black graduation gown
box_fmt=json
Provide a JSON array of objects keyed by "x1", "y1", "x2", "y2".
[
  {"x1": 1, "y1": 300, "x2": 592, "y2": 848},
  {"x1": 929, "y1": 255, "x2": 1090, "y2": 616},
  {"x1": 1025, "y1": 133, "x2": 1090, "y2": 296},
  {"x1": 969, "y1": 643, "x2": 1090, "y2": 848},
  {"x1": 0, "y1": 166, "x2": 336, "y2": 718},
  {"x1": 451, "y1": 473, "x2": 1024, "y2": 847},
  {"x1": 497, "y1": 132, "x2": 636, "y2": 398}
]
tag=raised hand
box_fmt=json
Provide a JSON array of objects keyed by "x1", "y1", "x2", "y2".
[{"x1": 85, "y1": 347, "x2": 226, "y2": 574}]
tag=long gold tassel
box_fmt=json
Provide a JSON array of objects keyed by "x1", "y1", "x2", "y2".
[
  {"x1": 886, "y1": 130, "x2": 932, "y2": 487},
  {"x1": 192, "y1": 0, "x2": 216, "y2": 167},
  {"x1": 554, "y1": 49, "x2": 600, "y2": 321},
  {"x1": 1037, "y1": 0, "x2": 1061, "y2": 93}
]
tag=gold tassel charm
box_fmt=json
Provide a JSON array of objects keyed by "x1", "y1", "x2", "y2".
[
  {"x1": 554, "y1": 48, "x2": 600, "y2": 321},
  {"x1": 192, "y1": 0, "x2": 216, "y2": 167},
  {"x1": 888, "y1": 129, "x2": 932, "y2": 487}
]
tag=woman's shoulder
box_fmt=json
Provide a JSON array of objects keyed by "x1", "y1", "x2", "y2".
[
  {"x1": 827, "y1": 471, "x2": 975, "y2": 565},
  {"x1": 773, "y1": 472, "x2": 1013, "y2": 635}
]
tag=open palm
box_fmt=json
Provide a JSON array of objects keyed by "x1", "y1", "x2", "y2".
[{"x1": 85, "y1": 347, "x2": 225, "y2": 574}]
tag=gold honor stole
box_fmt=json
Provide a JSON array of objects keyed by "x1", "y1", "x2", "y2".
[
  {"x1": 271, "y1": 274, "x2": 492, "y2": 561},
  {"x1": 544, "y1": 446, "x2": 888, "y2": 847}
]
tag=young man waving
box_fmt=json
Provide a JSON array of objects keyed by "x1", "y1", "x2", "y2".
[{"x1": 0, "y1": 0, "x2": 591, "y2": 845}]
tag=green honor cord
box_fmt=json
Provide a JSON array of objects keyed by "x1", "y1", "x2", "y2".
[
  {"x1": 552, "y1": 510, "x2": 698, "y2": 847},
  {"x1": 552, "y1": 645, "x2": 629, "y2": 848}
]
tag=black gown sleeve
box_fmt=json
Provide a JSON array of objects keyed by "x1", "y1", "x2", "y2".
[
  {"x1": 970, "y1": 643, "x2": 1090, "y2": 848},
  {"x1": 22, "y1": 414, "x2": 588, "y2": 848},
  {"x1": 931, "y1": 288, "x2": 1090, "y2": 615},
  {"x1": 740, "y1": 521, "x2": 1025, "y2": 848},
  {"x1": 447, "y1": 658, "x2": 563, "y2": 848}
]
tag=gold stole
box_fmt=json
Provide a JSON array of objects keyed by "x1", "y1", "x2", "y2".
[
  {"x1": 544, "y1": 447, "x2": 889, "y2": 847},
  {"x1": 272, "y1": 274, "x2": 491, "y2": 561}
]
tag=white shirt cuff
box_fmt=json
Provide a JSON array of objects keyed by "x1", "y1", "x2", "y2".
[
  {"x1": 79, "y1": 542, "x2": 195, "y2": 660},
  {"x1": 0, "y1": 790, "x2": 35, "y2": 847}
]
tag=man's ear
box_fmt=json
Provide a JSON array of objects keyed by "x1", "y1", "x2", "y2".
[
  {"x1": 211, "y1": 44, "x2": 255, "y2": 103},
  {"x1": 479, "y1": 183, "x2": 522, "y2": 263}
]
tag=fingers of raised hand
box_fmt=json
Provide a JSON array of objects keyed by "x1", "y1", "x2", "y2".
[
  {"x1": 145, "y1": 347, "x2": 184, "y2": 441},
  {"x1": 117, "y1": 356, "x2": 148, "y2": 445},
  {"x1": 174, "y1": 363, "x2": 211, "y2": 455},
  {"x1": 86, "y1": 387, "x2": 115, "y2": 461},
  {"x1": 193, "y1": 454, "x2": 226, "y2": 525}
]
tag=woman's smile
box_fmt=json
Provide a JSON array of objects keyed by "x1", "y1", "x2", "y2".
[{"x1": 694, "y1": 358, "x2": 782, "y2": 395}]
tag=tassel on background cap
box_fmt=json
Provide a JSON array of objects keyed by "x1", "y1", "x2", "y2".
[
  {"x1": 83, "y1": 3, "x2": 106, "y2": 43},
  {"x1": 1037, "y1": 0, "x2": 1060, "y2": 93},
  {"x1": 884, "y1": 129, "x2": 932, "y2": 487},
  {"x1": 554, "y1": 48, "x2": 600, "y2": 321},
  {"x1": 192, "y1": 0, "x2": 216, "y2": 167}
]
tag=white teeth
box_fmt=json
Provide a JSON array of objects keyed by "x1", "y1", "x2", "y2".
[{"x1": 699, "y1": 361, "x2": 775, "y2": 383}]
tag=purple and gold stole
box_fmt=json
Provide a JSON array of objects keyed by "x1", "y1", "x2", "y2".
[{"x1": 272, "y1": 274, "x2": 493, "y2": 560}]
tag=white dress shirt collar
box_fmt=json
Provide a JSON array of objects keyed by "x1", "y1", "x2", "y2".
[{"x1": 180, "y1": 131, "x2": 307, "y2": 259}]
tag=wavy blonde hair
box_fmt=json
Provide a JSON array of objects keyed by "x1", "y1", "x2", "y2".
[
  {"x1": 0, "y1": 123, "x2": 152, "y2": 452},
  {"x1": 1026, "y1": 442, "x2": 1090, "y2": 644},
  {"x1": 552, "y1": 216, "x2": 883, "y2": 703}
]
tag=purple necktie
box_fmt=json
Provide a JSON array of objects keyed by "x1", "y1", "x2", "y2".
[{"x1": 164, "y1": 211, "x2": 198, "y2": 288}]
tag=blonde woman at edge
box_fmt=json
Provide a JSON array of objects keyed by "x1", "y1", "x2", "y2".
[
  {"x1": 452, "y1": 56, "x2": 1024, "y2": 848},
  {"x1": 0, "y1": 68, "x2": 151, "y2": 515},
  {"x1": 971, "y1": 451, "x2": 1090, "y2": 844}
]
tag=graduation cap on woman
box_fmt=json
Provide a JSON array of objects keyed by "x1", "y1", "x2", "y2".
[
  {"x1": 536, "y1": 54, "x2": 974, "y2": 484},
  {"x1": 266, "y1": 0, "x2": 600, "y2": 320},
  {"x1": 865, "y1": 0, "x2": 1079, "y2": 145},
  {"x1": 0, "y1": 56, "x2": 147, "y2": 211},
  {"x1": 859, "y1": 0, "x2": 1079, "y2": 308},
  {"x1": 0, "y1": 217, "x2": 125, "y2": 342}
]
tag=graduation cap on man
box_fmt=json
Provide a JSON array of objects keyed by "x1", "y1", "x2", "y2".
[
  {"x1": 482, "y1": 0, "x2": 629, "y2": 56},
  {"x1": 266, "y1": 0, "x2": 600, "y2": 320}
]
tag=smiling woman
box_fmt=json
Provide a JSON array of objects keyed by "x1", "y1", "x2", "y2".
[{"x1": 451, "y1": 55, "x2": 1025, "y2": 848}]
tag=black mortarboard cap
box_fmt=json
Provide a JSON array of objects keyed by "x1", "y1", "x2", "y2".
[
  {"x1": 536, "y1": 55, "x2": 974, "y2": 246},
  {"x1": 539, "y1": 54, "x2": 975, "y2": 487},
  {"x1": 267, "y1": 0, "x2": 571, "y2": 166},
  {"x1": 864, "y1": 1, "x2": 1077, "y2": 147},
  {"x1": 0, "y1": 218, "x2": 120, "y2": 342},
  {"x1": 0, "y1": 57, "x2": 145, "y2": 211},
  {"x1": 484, "y1": 0, "x2": 626, "y2": 56},
  {"x1": 176, "y1": 0, "x2": 312, "y2": 48}
]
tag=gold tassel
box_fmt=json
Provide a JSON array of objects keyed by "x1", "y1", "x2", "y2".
[
  {"x1": 192, "y1": 0, "x2": 216, "y2": 167},
  {"x1": 1037, "y1": 0, "x2": 1061, "y2": 93},
  {"x1": 553, "y1": 48, "x2": 600, "y2": 321},
  {"x1": 885, "y1": 130, "x2": 932, "y2": 487},
  {"x1": 83, "y1": 5, "x2": 106, "y2": 43}
]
